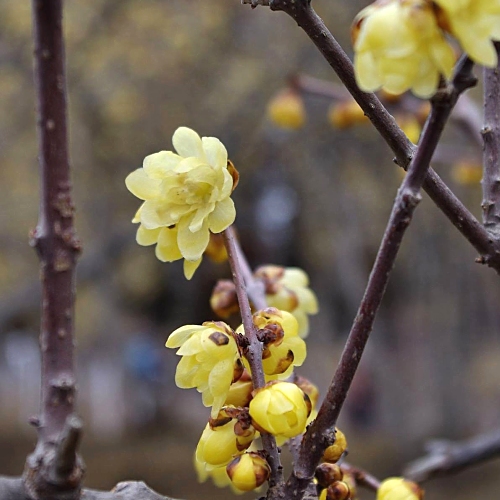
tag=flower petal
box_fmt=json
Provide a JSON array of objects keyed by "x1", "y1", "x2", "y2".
[
  {"x1": 172, "y1": 127, "x2": 205, "y2": 159},
  {"x1": 155, "y1": 227, "x2": 182, "y2": 262},
  {"x1": 208, "y1": 197, "x2": 236, "y2": 233},
  {"x1": 136, "y1": 225, "x2": 160, "y2": 246},
  {"x1": 184, "y1": 257, "x2": 202, "y2": 280},
  {"x1": 177, "y1": 216, "x2": 210, "y2": 261},
  {"x1": 143, "y1": 151, "x2": 182, "y2": 178},
  {"x1": 202, "y1": 136, "x2": 228, "y2": 169},
  {"x1": 125, "y1": 169, "x2": 160, "y2": 200}
]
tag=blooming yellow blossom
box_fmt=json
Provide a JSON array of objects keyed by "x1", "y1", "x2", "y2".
[
  {"x1": 226, "y1": 452, "x2": 270, "y2": 492},
  {"x1": 195, "y1": 415, "x2": 256, "y2": 471},
  {"x1": 352, "y1": 0, "x2": 455, "y2": 98},
  {"x1": 165, "y1": 321, "x2": 241, "y2": 417},
  {"x1": 377, "y1": 477, "x2": 423, "y2": 500},
  {"x1": 126, "y1": 127, "x2": 237, "y2": 279},
  {"x1": 237, "y1": 308, "x2": 307, "y2": 380},
  {"x1": 434, "y1": 0, "x2": 500, "y2": 67},
  {"x1": 249, "y1": 381, "x2": 311, "y2": 438},
  {"x1": 255, "y1": 266, "x2": 319, "y2": 338}
]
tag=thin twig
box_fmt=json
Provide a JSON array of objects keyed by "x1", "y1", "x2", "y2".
[
  {"x1": 247, "y1": 0, "x2": 500, "y2": 272},
  {"x1": 277, "y1": 51, "x2": 477, "y2": 500},
  {"x1": 341, "y1": 463, "x2": 381, "y2": 492},
  {"x1": 481, "y1": 41, "x2": 500, "y2": 237},
  {"x1": 24, "y1": 0, "x2": 83, "y2": 497},
  {"x1": 222, "y1": 227, "x2": 284, "y2": 490},
  {"x1": 403, "y1": 430, "x2": 500, "y2": 483}
]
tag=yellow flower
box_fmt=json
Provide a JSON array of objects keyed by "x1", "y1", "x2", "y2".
[
  {"x1": 377, "y1": 477, "x2": 424, "y2": 500},
  {"x1": 255, "y1": 266, "x2": 319, "y2": 338},
  {"x1": 352, "y1": 0, "x2": 455, "y2": 98},
  {"x1": 226, "y1": 452, "x2": 270, "y2": 492},
  {"x1": 126, "y1": 126, "x2": 237, "y2": 279},
  {"x1": 249, "y1": 381, "x2": 311, "y2": 438},
  {"x1": 165, "y1": 321, "x2": 242, "y2": 417},
  {"x1": 195, "y1": 414, "x2": 256, "y2": 471},
  {"x1": 434, "y1": 0, "x2": 500, "y2": 67},
  {"x1": 237, "y1": 308, "x2": 307, "y2": 380},
  {"x1": 267, "y1": 89, "x2": 306, "y2": 130}
]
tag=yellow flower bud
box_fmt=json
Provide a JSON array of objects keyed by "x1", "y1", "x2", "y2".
[
  {"x1": 322, "y1": 428, "x2": 348, "y2": 463},
  {"x1": 249, "y1": 381, "x2": 310, "y2": 438},
  {"x1": 377, "y1": 477, "x2": 423, "y2": 500},
  {"x1": 315, "y1": 463, "x2": 343, "y2": 488},
  {"x1": 328, "y1": 100, "x2": 368, "y2": 129},
  {"x1": 224, "y1": 378, "x2": 254, "y2": 408},
  {"x1": 352, "y1": 0, "x2": 455, "y2": 98},
  {"x1": 294, "y1": 375, "x2": 320, "y2": 409},
  {"x1": 267, "y1": 89, "x2": 306, "y2": 130},
  {"x1": 324, "y1": 481, "x2": 351, "y2": 500},
  {"x1": 254, "y1": 266, "x2": 319, "y2": 338},
  {"x1": 226, "y1": 452, "x2": 270, "y2": 491},
  {"x1": 205, "y1": 233, "x2": 228, "y2": 264},
  {"x1": 196, "y1": 416, "x2": 256, "y2": 470},
  {"x1": 210, "y1": 279, "x2": 239, "y2": 319}
]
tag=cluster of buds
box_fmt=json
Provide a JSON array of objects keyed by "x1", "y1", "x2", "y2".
[
  {"x1": 352, "y1": 0, "x2": 500, "y2": 98},
  {"x1": 166, "y1": 307, "x2": 317, "y2": 492},
  {"x1": 126, "y1": 127, "x2": 238, "y2": 279},
  {"x1": 315, "y1": 463, "x2": 352, "y2": 500}
]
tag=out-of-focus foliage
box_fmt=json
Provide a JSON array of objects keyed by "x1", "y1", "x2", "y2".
[{"x1": 1, "y1": 1, "x2": 500, "y2": 499}]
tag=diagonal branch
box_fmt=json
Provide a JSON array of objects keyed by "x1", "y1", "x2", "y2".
[
  {"x1": 403, "y1": 430, "x2": 500, "y2": 483},
  {"x1": 222, "y1": 227, "x2": 284, "y2": 490},
  {"x1": 277, "y1": 51, "x2": 477, "y2": 500},
  {"x1": 243, "y1": 0, "x2": 500, "y2": 273},
  {"x1": 481, "y1": 42, "x2": 500, "y2": 238}
]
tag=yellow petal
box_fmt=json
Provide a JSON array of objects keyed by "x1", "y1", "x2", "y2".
[
  {"x1": 143, "y1": 151, "x2": 182, "y2": 178},
  {"x1": 125, "y1": 169, "x2": 160, "y2": 200},
  {"x1": 184, "y1": 257, "x2": 202, "y2": 280},
  {"x1": 136, "y1": 225, "x2": 160, "y2": 246},
  {"x1": 177, "y1": 216, "x2": 210, "y2": 261},
  {"x1": 208, "y1": 197, "x2": 236, "y2": 233},
  {"x1": 156, "y1": 227, "x2": 183, "y2": 262},
  {"x1": 166, "y1": 324, "x2": 205, "y2": 348},
  {"x1": 202, "y1": 136, "x2": 228, "y2": 169},
  {"x1": 172, "y1": 126, "x2": 205, "y2": 159}
]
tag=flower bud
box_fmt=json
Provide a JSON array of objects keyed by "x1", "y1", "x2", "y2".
[
  {"x1": 294, "y1": 375, "x2": 320, "y2": 409},
  {"x1": 328, "y1": 100, "x2": 368, "y2": 129},
  {"x1": 315, "y1": 463, "x2": 343, "y2": 488},
  {"x1": 325, "y1": 481, "x2": 351, "y2": 500},
  {"x1": 249, "y1": 381, "x2": 310, "y2": 438},
  {"x1": 377, "y1": 477, "x2": 423, "y2": 500},
  {"x1": 224, "y1": 379, "x2": 254, "y2": 408},
  {"x1": 210, "y1": 280, "x2": 239, "y2": 319},
  {"x1": 205, "y1": 233, "x2": 228, "y2": 264},
  {"x1": 322, "y1": 428, "x2": 348, "y2": 463},
  {"x1": 267, "y1": 89, "x2": 306, "y2": 130},
  {"x1": 226, "y1": 452, "x2": 270, "y2": 491}
]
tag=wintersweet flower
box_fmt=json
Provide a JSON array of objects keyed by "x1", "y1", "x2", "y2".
[
  {"x1": 165, "y1": 321, "x2": 242, "y2": 417},
  {"x1": 195, "y1": 414, "x2": 256, "y2": 471},
  {"x1": 237, "y1": 308, "x2": 307, "y2": 380},
  {"x1": 249, "y1": 381, "x2": 311, "y2": 438},
  {"x1": 322, "y1": 428, "x2": 348, "y2": 464},
  {"x1": 377, "y1": 477, "x2": 423, "y2": 500},
  {"x1": 433, "y1": 0, "x2": 500, "y2": 67},
  {"x1": 126, "y1": 127, "x2": 237, "y2": 279},
  {"x1": 254, "y1": 266, "x2": 319, "y2": 338},
  {"x1": 352, "y1": 0, "x2": 456, "y2": 98}
]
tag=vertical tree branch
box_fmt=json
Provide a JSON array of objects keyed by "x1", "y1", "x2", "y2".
[
  {"x1": 482, "y1": 42, "x2": 500, "y2": 237},
  {"x1": 24, "y1": 1, "x2": 83, "y2": 498},
  {"x1": 222, "y1": 227, "x2": 284, "y2": 490},
  {"x1": 278, "y1": 58, "x2": 477, "y2": 500}
]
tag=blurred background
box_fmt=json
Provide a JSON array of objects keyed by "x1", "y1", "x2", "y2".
[{"x1": 1, "y1": 0, "x2": 500, "y2": 498}]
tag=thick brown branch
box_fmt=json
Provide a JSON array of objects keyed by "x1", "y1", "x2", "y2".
[
  {"x1": 277, "y1": 50, "x2": 477, "y2": 500},
  {"x1": 25, "y1": 0, "x2": 83, "y2": 497},
  {"x1": 482, "y1": 42, "x2": 500, "y2": 237},
  {"x1": 403, "y1": 430, "x2": 500, "y2": 483},
  {"x1": 246, "y1": 0, "x2": 500, "y2": 272},
  {"x1": 0, "y1": 478, "x2": 179, "y2": 500},
  {"x1": 222, "y1": 228, "x2": 284, "y2": 490}
]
